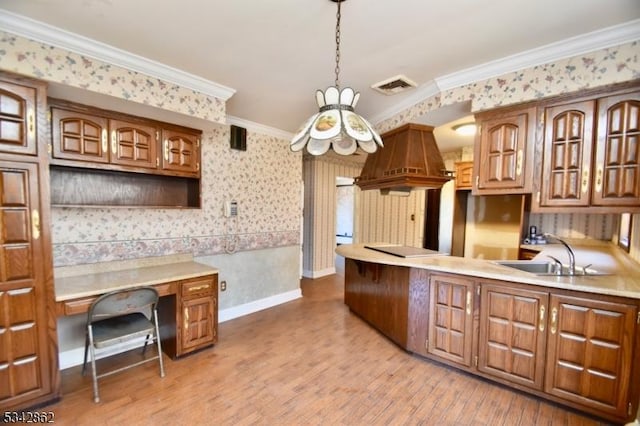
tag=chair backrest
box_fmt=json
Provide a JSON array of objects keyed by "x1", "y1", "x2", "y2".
[{"x1": 88, "y1": 287, "x2": 159, "y2": 323}]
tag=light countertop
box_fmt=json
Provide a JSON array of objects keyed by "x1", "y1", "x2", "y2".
[
  {"x1": 55, "y1": 254, "x2": 218, "y2": 301},
  {"x1": 336, "y1": 243, "x2": 640, "y2": 299}
]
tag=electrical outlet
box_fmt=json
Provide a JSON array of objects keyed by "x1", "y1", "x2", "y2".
[{"x1": 220, "y1": 280, "x2": 227, "y2": 291}]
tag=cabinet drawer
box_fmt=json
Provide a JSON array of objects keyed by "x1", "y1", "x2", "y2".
[
  {"x1": 181, "y1": 276, "x2": 214, "y2": 298},
  {"x1": 62, "y1": 297, "x2": 97, "y2": 315}
]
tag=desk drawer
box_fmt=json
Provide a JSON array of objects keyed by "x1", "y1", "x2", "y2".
[
  {"x1": 62, "y1": 297, "x2": 96, "y2": 316},
  {"x1": 181, "y1": 276, "x2": 215, "y2": 298}
]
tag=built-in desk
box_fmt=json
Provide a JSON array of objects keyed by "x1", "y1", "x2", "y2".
[{"x1": 55, "y1": 255, "x2": 219, "y2": 359}]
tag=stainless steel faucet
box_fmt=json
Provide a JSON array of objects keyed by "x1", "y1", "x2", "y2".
[{"x1": 544, "y1": 233, "x2": 576, "y2": 275}]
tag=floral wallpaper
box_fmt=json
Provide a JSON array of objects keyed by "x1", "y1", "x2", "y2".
[
  {"x1": 51, "y1": 126, "x2": 302, "y2": 266},
  {"x1": 377, "y1": 41, "x2": 639, "y2": 134},
  {"x1": 0, "y1": 31, "x2": 226, "y2": 123}
]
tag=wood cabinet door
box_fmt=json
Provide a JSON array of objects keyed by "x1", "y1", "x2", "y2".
[
  {"x1": 181, "y1": 296, "x2": 216, "y2": 353},
  {"x1": 51, "y1": 108, "x2": 109, "y2": 163},
  {"x1": 0, "y1": 80, "x2": 39, "y2": 156},
  {"x1": 478, "y1": 284, "x2": 548, "y2": 390},
  {"x1": 0, "y1": 161, "x2": 53, "y2": 408},
  {"x1": 455, "y1": 161, "x2": 473, "y2": 190},
  {"x1": 427, "y1": 273, "x2": 474, "y2": 367},
  {"x1": 109, "y1": 119, "x2": 158, "y2": 169},
  {"x1": 592, "y1": 91, "x2": 640, "y2": 206},
  {"x1": 540, "y1": 100, "x2": 595, "y2": 207},
  {"x1": 476, "y1": 108, "x2": 532, "y2": 191},
  {"x1": 161, "y1": 129, "x2": 199, "y2": 175},
  {"x1": 544, "y1": 294, "x2": 636, "y2": 417}
]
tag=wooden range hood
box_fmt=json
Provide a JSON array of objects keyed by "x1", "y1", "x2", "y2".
[{"x1": 355, "y1": 123, "x2": 452, "y2": 193}]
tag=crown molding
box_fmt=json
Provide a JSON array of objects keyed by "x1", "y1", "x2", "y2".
[
  {"x1": 0, "y1": 8, "x2": 236, "y2": 101},
  {"x1": 226, "y1": 115, "x2": 294, "y2": 141},
  {"x1": 435, "y1": 19, "x2": 640, "y2": 91},
  {"x1": 370, "y1": 19, "x2": 640, "y2": 125}
]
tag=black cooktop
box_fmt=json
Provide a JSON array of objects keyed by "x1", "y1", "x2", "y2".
[{"x1": 364, "y1": 245, "x2": 445, "y2": 258}]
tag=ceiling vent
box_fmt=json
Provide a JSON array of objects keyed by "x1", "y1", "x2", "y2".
[{"x1": 371, "y1": 75, "x2": 417, "y2": 95}]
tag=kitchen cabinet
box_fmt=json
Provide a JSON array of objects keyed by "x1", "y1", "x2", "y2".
[
  {"x1": 160, "y1": 129, "x2": 200, "y2": 175},
  {"x1": 180, "y1": 276, "x2": 217, "y2": 354},
  {"x1": 536, "y1": 86, "x2": 640, "y2": 211},
  {"x1": 478, "y1": 284, "x2": 548, "y2": 390},
  {"x1": 454, "y1": 161, "x2": 473, "y2": 190},
  {"x1": 341, "y1": 252, "x2": 640, "y2": 423},
  {"x1": 592, "y1": 90, "x2": 640, "y2": 207},
  {"x1": 48, "y1": 99, "x2": 202, "y2": 208},
  {"x1": 538, "y1": 100, "x2": 595, "y2": 208},
  {"x1": 0, "y1": 71, "x2": 59, "y2": 410},
  {"x1": 473, "y1": 105, "x2": 536, "y2": 194},
  {"x1": 427, "y1": 273, "x2": 475, "y2": 367},
  {"x1": 0, "y1": 76, "x2": 39, "y2": 156},
  {"x1": 545, "y1": 294, "x2": 636, "y2": 418},
  {"x1": 52, "y1": 107, "x2": 158, "y2": 170},
  {"x1": 159, "y1": 275, "x2": 218, "y2": 358}
]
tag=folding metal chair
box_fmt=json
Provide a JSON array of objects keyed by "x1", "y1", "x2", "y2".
[{"x1": 82, "y1": 286, "x2": 165, "y2": 402}]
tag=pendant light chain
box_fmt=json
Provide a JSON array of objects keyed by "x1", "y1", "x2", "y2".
[{"x1": 334, "y1": 0, "x2": 341, "y2": 90}]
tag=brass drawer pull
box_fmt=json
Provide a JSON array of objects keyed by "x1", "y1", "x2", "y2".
[
  {"x1": 466, "y1": 290, "x2": 471, "y2": 315},
  {"x1": 111, "y1": 130, "x2": 116, "y2": 155},
  {"x1": 101, "y1": 129, "x2": 107, "y2": 153},
  {"x1": 595, "y1": 165, "x2": 603, "y2": 193},
  {"x1": 550, "y1": 307, "x2": 558, "y2": 334},
  {"x1": 187, "y1": 284, "x2": 210, "y2": 292},
  {"x1": 28, "y1": 109, "x2": 35, "y2": 137},
  {"x1": 516, "y1": 149, "x2": 523, "y2": 176},
  {"x1": 32, "y1": 209, "x2": 40, "y2": 240},
  {"x1": 164, "y1": 139, "x2": 169, "y2": 161},
  {"x1": 539, "y1": 305, "x2": 545, "y2": 332},
  {"x1": 184, "y1": 308, "x2": 189, "y2": 330}
]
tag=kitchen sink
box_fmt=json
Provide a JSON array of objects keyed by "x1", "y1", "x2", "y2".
[{"x1": 493, "y1": 260, "x2": 611, "y2": 276}]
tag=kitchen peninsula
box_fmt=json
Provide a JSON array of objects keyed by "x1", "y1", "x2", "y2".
[{"x1": 336, "y1": 243, "x2": 640, "y2": 424}]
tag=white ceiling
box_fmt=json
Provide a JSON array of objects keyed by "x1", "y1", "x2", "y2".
[{"x1": 1, "y1": 0, "x2": 639, "y2": 152}]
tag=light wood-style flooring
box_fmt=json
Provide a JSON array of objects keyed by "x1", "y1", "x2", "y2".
[{"x1": 49, "y1": 258, "x2": 610, "y2": 425}]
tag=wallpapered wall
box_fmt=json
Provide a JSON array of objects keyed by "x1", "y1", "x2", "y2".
[
  {"x1": 0, "y1": 31, "x2": 302, "y2": 269},
  {"x1": 52, "y1": 127, "x2": 301, "y2": 266},
  {"x1": 0, "y1": 31, "x2": 226, "y2": 123}
]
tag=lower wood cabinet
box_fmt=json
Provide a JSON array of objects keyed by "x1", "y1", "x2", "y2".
[
  {"x1": 478, "y1": 284, "x2": 548, "y2": 390},
  {"x1": 545, "y1": 294, "x2": 636, "y2": 418},
  {"x1": 343, "y1": 258, "x2": 640, "y2": 424},
  {"x1": 159, "y1": 275, "x2": 218, "y2": 358},
  {"x1": 427, "y1": 273, "x2": 475, "y2": 367}
]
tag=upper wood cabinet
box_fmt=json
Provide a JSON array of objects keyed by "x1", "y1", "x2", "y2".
[
  {"x1": 0, "y1": 74, "x2": 44, "y2": 156},
  {"x1": 539, "y1": 100, "x2": 595, "y2": 208},
  {"x1": 52, "y1": 107, "x2": 159, "y2": 171},
  {"x1": 592, "y1": 91, "x2": 640, "y2": 207},
  {"x1": 473, "y1": 105, "x2": 536, "y2": 194},
  {"x1": 535, "y1": 85, "x2": 640, "y2": 211},
  {"x1": 454, "y1": 161, "x2": 473, "y2": 190},
  {"x1": 161, "y1": 129, "x2": 200, "y2": 174},
  {"x1": 49, "y1": 99, "x2": 201, "y2": 178}
]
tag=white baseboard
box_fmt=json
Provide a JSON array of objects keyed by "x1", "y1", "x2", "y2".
[
  {"x1": 59, "y1": 289, "x2": 302, "y2": 370},
  {"x1": 218, "y1": 288, "x2": 302, "y2": 323},
  {"x1": 302, "y1": 267, "x2": 336, "y2": 278},
  {"x1": 59, "y1": 336, "x2": 149, "y2": 370}
]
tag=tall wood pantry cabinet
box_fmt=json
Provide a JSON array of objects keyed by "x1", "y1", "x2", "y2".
[{"x1": 0, "y1": 71, "x2": 59, "y2": 410}]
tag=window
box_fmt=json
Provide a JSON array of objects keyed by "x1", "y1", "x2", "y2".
[{"x1": 618, "y1": 213, "x2": 633, "y2": 252}]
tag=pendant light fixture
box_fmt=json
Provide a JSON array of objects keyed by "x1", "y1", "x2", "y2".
[{"x1": 290, "y1": 0, "x2": 383, "y2": 156}]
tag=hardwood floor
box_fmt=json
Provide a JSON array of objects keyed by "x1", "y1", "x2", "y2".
[{"x1": 47, "y1": 258, "x2": 611, "y2": 425}]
